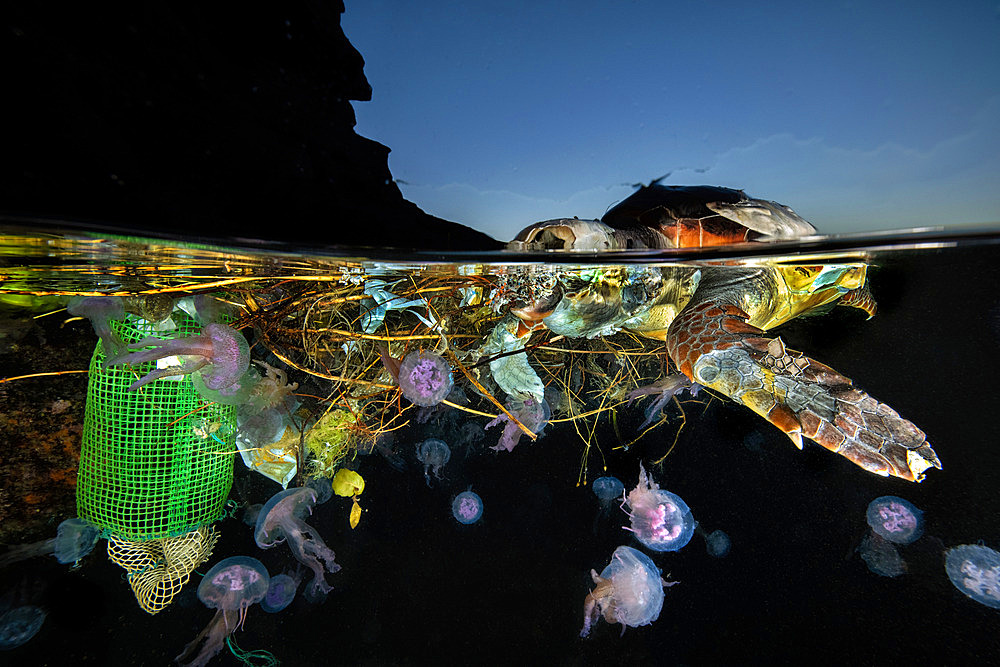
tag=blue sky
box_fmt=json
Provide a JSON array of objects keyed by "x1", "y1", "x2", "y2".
[{"x1": 343, "y1": 1, "x2": 1000, "y2": 241}]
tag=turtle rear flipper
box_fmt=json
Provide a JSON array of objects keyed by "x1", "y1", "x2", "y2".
[{"x1": 666, "y1": 301, "x2": 940, "y2": 482}]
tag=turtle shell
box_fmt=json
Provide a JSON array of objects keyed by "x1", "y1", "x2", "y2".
[
  {"x1": 509, "y1": 184, "x2": 816, "y2": 251},
  {"x1": 602, "y1": 184, "x2": 817, "y2": 248}
]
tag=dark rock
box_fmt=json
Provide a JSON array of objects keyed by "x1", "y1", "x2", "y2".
[{"x1": 0, "y1": 3, "x2": 500, "y2": 251}]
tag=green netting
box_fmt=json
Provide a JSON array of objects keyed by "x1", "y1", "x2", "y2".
[{"x1": 77, "y1": 312, "x2": 236, "y2": 540}]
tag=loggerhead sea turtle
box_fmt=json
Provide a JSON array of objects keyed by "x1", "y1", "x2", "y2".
[{"x1": 492, "y1": 184, "x2": 940, "y2": 482}]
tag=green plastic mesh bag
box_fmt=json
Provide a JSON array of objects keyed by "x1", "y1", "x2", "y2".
[{"x1": 77, "y1": 311, "x2": 236, "y2": 540}]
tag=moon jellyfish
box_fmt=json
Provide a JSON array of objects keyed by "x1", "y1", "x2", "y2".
[
  {"x1": 398, "y1": 350, "x2": 453, "y2": 407},
  {"x1": 581, "y1": 545, "x2": 678, "y2": 637},
  {"x1": 859, "y1": 532, "x2": 906, "y2": 577},
  {"x1": 0, "y1": 518, "x2": 100, "y2": 568},
  {"x1": 590, "y1": 476, "x2": 625, "y2": 535},
  {"x1": 176, "y1": 556, "x2": 270, "y2": 667},
  {"x1": 416, "y1": 439, "x2": 451, "y2": 487},
  {"x1": 866, "y1": 496, "x2": 923, "y2": 544},
  {"x1": 261, "y1": 572, "x2": 300, "y2": 613},
  {"x1": 945, "y1": 544, "x2": 1000, "y2": 609},
  {"x1": 0, "y1": 605, "x2": 45, "y2": 650},
  {"x1": 592, "y1": 476, "x2": 625, "y2": 506},
  {"x1": 694, "y1": 525, "x2": 731, "y2": 558},
  {"x1": 452, "y1": 488, "x2": 484, "y2": 525},
  {"x1": 623, "y1": 464, "x2": 695, "y2": 552}
]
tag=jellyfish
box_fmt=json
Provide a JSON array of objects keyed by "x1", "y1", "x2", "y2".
[
  {"x1": 67, "y1": 295, "x2": 127, "y2": 361},
  {"x1": 416, "y1": 439, "x2": 451, "y2": 487},
  {"x1": 944, "y1": 544, "x2": 1000, "y2": 609},
  {"x1": 591, "y1": 476, "x2": 625, "y2": 534},
  {"x1": 592, "y1": 476, "x2": 625, "y2": 506},
  {"x1": 237, "y1": 407, "x2": 284, "y2": 447},
  {"x1": 0, "y1": 518, "x2": 100, "y2": 568},
  {"x1": 0, "y1": 579, "x2": 47, "y2": 651},
  {"x1": 397, "y1": 350, "x2": 453, "y2": 407},
  {"x1": 175, "y1": 556, "x2": 270, "y2": 667},
  {"x1": 581, "y1": 545, "x2": 678, "y2": 637},
  {"x1": 255, "y1": 487, "x2": 341, "y2": 602},
  {"x1": 0, "y1": 605, "x2": 45, "y2": 651},
  {"x1": 261, "y1": 571, "x2": 301, "y2": 614},
  {"x1": 106, "y1": 322, "x2": 249, "y2": 392},
  {"x1": 626, "y1": 373, "x2": 697, "y2": 430},
  {"x1": 866, "y1": 496, "x2": 924, "y2": 544},
  {"x1": 858, "y1": 532, "x2": 906, "y2": 577},
  {"x1": 452, "y1": 488, "x2": 484, "y2": 525},
  {"x1": 694, "y1": 524, "x2": 731, "y2": 558},
  {"x1": 485, "y1": 397, "x2": 550, "y2": 453},
  {"x1": 622, "y1": 464, "x2": 695, "y2": 552}
]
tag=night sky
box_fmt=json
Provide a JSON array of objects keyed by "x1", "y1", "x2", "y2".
[{"x1": 344, "y1": 0, "x2": 1000, "y2": 241}]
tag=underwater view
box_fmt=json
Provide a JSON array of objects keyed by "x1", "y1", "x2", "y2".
[{"x1": 2, "y1": 211, "x2": 1000, "y2": 665}]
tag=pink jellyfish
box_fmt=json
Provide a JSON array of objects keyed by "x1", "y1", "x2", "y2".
[
  {"x1": 623, "y1": 464, "x2": 695, "y2": 552},
  {"x1": 581, "y1": 545, "x2": 678, "y2": 637},
  {"x1": 175, "y1": 556, "x2": 269, "y2": 667},
  {"x1": 106, "y1": 322, "x2": 249, "y2": 392}
]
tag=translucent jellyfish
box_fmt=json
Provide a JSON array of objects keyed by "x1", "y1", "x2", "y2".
[
  {"x1": 452, "y1": 488, "x2": 484, "y2": 525},
  {"x1": 261, "y1": 571, "x2": 301, "y2": 613},
  {"x1": 694, "y1": 525, "x2": 731, "y2": 558},
  {"x1": 416, "y1": 438, "x2": 451, "y2": 486},
  {"x1": 67, "y1": 295, "x2": 127, "y2": 360},
  {"x1": 106, "y1": 322, "x2": 249, "y2": 392},
  {"x1": 581, "y1": 545, "x2": 678, "y2": 637},
  {"x1": 859, "y1": 532, "x2": 906, "y2": 577},
  {"x1": 175, "y1": 556, "x2": 270, "y2": 667},
  {"x1": 255, "y1": 487, "x2": 341, "y2": 602},
  {"x1": 54, "y1": 518, "x2": 101, "y2": 564},
  {"x1": 0, "y1": 518, "x2": 100, "y2": 568},
  {"x1": 944, "y1": 544, "x2": 1000, "y2": 609},
  {"x1": 866, "y1": 496, "x2": 924, "y2": 544},
  {"x1": 0, "y1": 605, "x2": 45, "y2": 650},
  {"x1": 398, "y1": 350, "x2": 453, "y2": 406},
  {"x1": 623, "y1": 464, "x2": 695, "y2": 552},
  {"x1": 590, "y1": 476, "x2": 625, "y2": 534},
  {"x1": 592, "y1": 476, "x2": 625, "y2": 506},
  {"x1": 485, "y1": 396, "x2": 550, "y2": 453}
]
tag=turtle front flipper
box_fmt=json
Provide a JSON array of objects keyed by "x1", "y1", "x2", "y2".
[{"x1": 666, "y1": 301, "x2": 941, "y2": 482}]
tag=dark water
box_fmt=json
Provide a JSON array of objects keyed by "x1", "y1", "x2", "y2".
[{"x1": 1, "y1": 228, "x2": 999, "y2": 665}]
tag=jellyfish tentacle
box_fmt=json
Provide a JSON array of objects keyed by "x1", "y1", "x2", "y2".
[{"x1": 665, "y1": 300, "x2": 941, "y2": 482}]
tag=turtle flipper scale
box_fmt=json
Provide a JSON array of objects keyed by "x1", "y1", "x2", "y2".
[{"x1": 665, "y1": 301, "x2": 941, "y2": 482}]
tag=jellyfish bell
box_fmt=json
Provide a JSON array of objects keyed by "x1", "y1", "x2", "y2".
[
  {"x1": 592, "y1": 476, "x2": 625, "y2": 506},
  {"x1": 53, "y1": 518, "x2": 100, "y2": 565},
  {"x1": 623, "y1": 464, "x2": 695, "y2": 552},
  {"x1": 452, "y1": 489, "x2": 484, "y2": 525},
  {"x1": 859, "y1": 532, "x2": 907, "y2": 577},
  {"x1": 416, "y1": 439, "x2": 451, "y2": 487},
  {"x1": 944, "y1": 544, "x2": 1000, "y2": 609},
  {"x1": 693, "y1": 523, "x2": 731, "y2": 558},
  {"x1": 398, "y1": 350, "x2": 453, "y2": 407},
  {"x1": 261, "y1": 573, "x2": 300, "y2": 614},
  {"x1": 581, "y1": 545, "x2": 678, "y2": 637},
  {"x1": 198, "y1": 556, "x2": 270, "y2": 619},
  {"x1": 0, "y1": 605, "x2": 46, "y2": 650},
  {"x1": 177, "y1": 556, "x2": 270, "y2": 667},
  {"x1": 866, "y1": 496, "x2": 924, "y2": 545}
]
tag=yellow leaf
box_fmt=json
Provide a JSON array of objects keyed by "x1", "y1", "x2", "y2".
[
  {"x1": 332, "y1": 469, "x2": 365, "y2": 497},
  {"x1": 349, "y1": 500, "x2": 362, "y2": 529}
]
